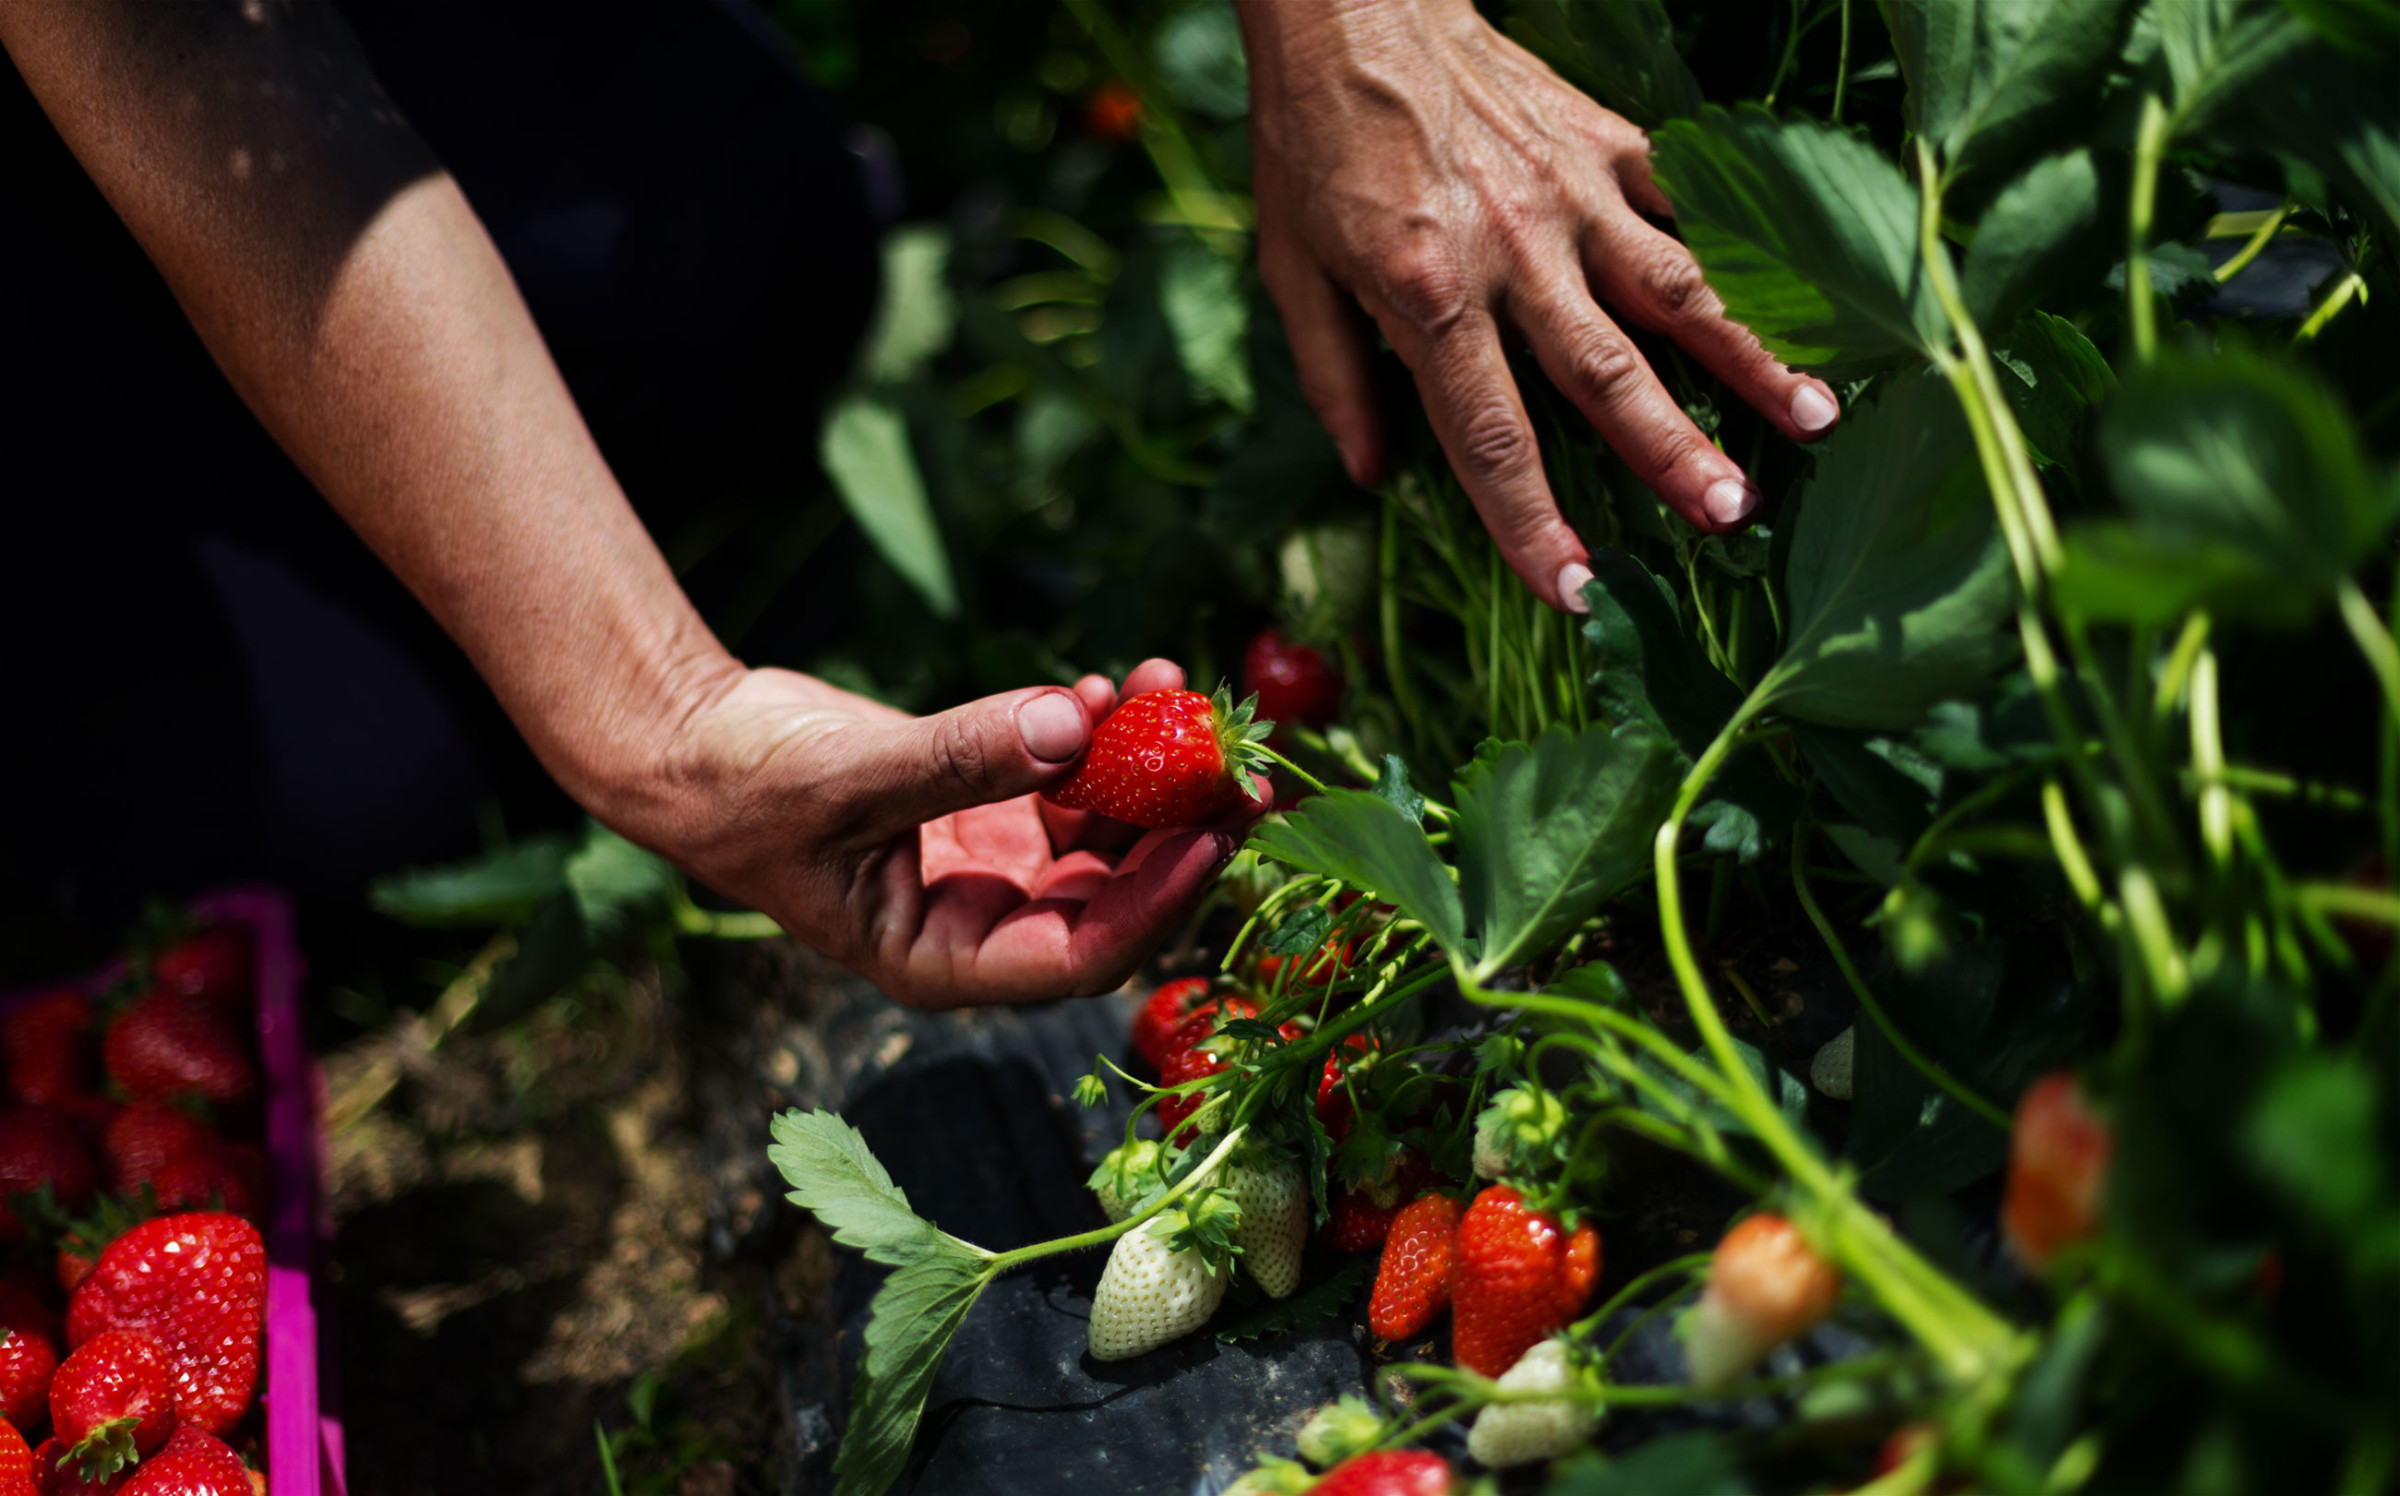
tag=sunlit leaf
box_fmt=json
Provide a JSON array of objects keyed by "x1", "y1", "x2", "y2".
[
  {"x1": 1161, "y1": 240, "x2": 1254, "y2": 412},
  {"x1": 562, "y1": 825, "x2": 680, "y2": 940},
  {"x1": 1507, "y1": 0, "x2": 1701, "y2": 129},
  {"x1": 822, "y1": 395, "x2": 962, "y2": 619},
  {"x1": 859, "y1": 226, "x2": 956, "y2": 384},
  {"x1": 1651, "y1": 106, "x2": 1943, "y2": 377},
  {"x1": 1248, "y1": 791, "x2": 1468, "y2": 959},
  {"x1": 1962, "y1": 151, "x2": 2110, "y2": 330},
  {"x1": 368, "y1": 834, "x2": 573, "y2": 928},
  {"x1": 1881, "y1": 0, "x2": 2139, "y2": 188}
]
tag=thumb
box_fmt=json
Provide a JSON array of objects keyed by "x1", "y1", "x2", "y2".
[{"x1": 840, "y1": 687, "x2": 1091, "y2": 843}]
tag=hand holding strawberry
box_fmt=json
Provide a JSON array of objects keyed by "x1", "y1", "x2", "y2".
[{"x1": 1044, "y1": 685, "x2": 1273, "y2": 829}]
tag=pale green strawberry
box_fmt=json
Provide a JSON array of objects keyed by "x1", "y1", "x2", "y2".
[
  {"x1": 1466, "y1": 1339, "x2": 1597, "y2": 1469},
  {"x1": 1088, "y1": 1139, "x2": 1167, "y2": 1223},
  {"x1": 1086, "y1": 1191, "x2": 1237, "y2": 1361},
  {"x1": 1222, "y1": 1148, "x2": 1306, "y2": 1298}
]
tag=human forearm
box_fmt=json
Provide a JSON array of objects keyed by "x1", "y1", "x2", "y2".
[{"x1": 0, "y1": 0, "x2": 739, "y2": 824}]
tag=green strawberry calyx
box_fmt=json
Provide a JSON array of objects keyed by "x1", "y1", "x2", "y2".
[
  {"x1": 1210, "y1": 685, "x2": 1277, "y2": 785},
  {"x1": 65, "y1": 1415, "x2": 145, "y2": 1483},
  {"x1": 1159, "y1": 1186, "x2": 1243, "y2": 1272}
]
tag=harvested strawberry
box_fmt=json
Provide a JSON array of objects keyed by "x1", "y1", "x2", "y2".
[
  {"x1": 102, "y1": 997, "x2": 255, "y2": 1109},
  {"x1": 1325, "y1": 1150, "x2": 1437, "y2": 1254},
  {"x1": 1369, "y1": 1190, "x2": 1462, "y2": 1340},
  {"x1": 151, "y1": 930, "x2": 252, "y2": 1010},
  {"x1": 50, "y1": 1330, "x2": 175, "y2": 1481},
  {"x1": 103, "y1": 1107, "x2": 219, "y2": 1200},
  {"x1": 1241, "y1": 629, "x2": 1344, "y2": 732},
  {"x1": 1683, "y1": 1213, "x2": 1843, "y2": 1389},
  {"x1": 33, "y1": 1436, "x2": 128, "y2": 1495},
  {"x1": 1086, "y1": 1193, "x2": 1237, "y2": 1361},
  {"x1": 2002, "y1": 1072, "x2": 2112, "y2": 1273},
  {"x1": 0, "y1": 1419, "x2": 31, "y2": 1496},
  {"x1": 1129, "y1": 978, "x2": 1215, "y2": 1073},
  {"x1": 1466, "y1": 1339, "x2": 1597, "y2": 1469},
  {"x1": 0, "y1": 1284, "x2": 59, "y2": 1431},
  {"x1": 116, "y1": 1426, "x2": 250, "y2": 1496},
  {"x1": 54, "y1": 1198, "x2": 150, "y2": 1297},
  {"x1": 0, "y1": 1109, "x2": 100, "y2": 1242},
  {"x1": 2, "y1": 993, "x2": 94, "y2": 1107},
  {"x1": 145, "y1": 1154, "x2": 253, "y2": 1220},
  {"x1": 1043, "y1": 686, "x2": 1271, "y2": 829},
  {"x1": 67, "y1": 1214, "x2": 264, "y2": 1437},
  {"x1": 1154, "y1": 1042, "x2": 1224, "y2": 1143},
  {"x1": 1450, "y1": 1186, "x2": 1601, "y2": 1378},
  {"x1": 1310, "y1": 1449, "x2": 1452, "y2": 1496},
  {"x1": 1222, "y1": 1148, "x2": 1306, "y2": 1299}
]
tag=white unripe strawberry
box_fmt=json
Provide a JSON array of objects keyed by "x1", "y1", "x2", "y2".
[
  {"x1": 1811, "y1": 1027, "x2": 1855, "y2": 1100},
  {"x1": 1466, "y1": 1339, "x2": 1596, "y2": 1469},
  {"x1": 1087, "y1": 1199, "x2": 1233, "y2": 1361},
  {"x1": 1090, "y1": 1139, "x2": 1167, "y2": 1223},
  {"x1": 1472, "y1": 1087, "x2": 1566, "y2": 1181},
  {"x1": 1682, "y1": 1213, "x2": 1843, "y2": 1390},
  {"x1": 1223, "y1": 1149, "x2": 1307, "y2": 1298}
]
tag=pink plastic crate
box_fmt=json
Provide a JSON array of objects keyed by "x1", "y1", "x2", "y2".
[{"x1": 0, "y1": 887, "x2": 343, "y2": 1494}]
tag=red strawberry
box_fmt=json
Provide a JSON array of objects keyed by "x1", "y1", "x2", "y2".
[
  {"x1": 150, "y1": 931, "x2": 252, "y2": 1011},
  {"x1": 0, "y1": 1284, "x2": 59, "y2": 1432},
  {"x1": 1167, "y1": 996, "x2": 1258, "y2": 1065},
  {"x1": 1241, "y1": 630, "x2": 1345, "y2": 732},
  {"x1": 1324, "y1": 1149, "x2": 1437, "y2": 1254},
  {"x1": 1314, "y1": 1034, "x2": 1374, "y2": 1141},
  {"x1": 1085, "y1": 79, "x2": 1141, "y2": 143},
  {"x1": 1450, "y1": 1186, "x2": 1602, "y2": 1377},
  {"x1": 2, "y1": 994, "x2": 94, "y2": 1108},
  {"x1": 2002, "y1": 1072, "x2": 2112, "y2": 1273},
  {"x1": 102, "y1": 1108, "x2": 219, "y2": 1201},
  {"x1": 1256, "y1": 935, "x2": 1357, "y2": 992},
  {"x1": 1154, "y1": 1042, "x2": 1224, "y2": 1143},
  {"x1": 67, "y1": 1214, "x2": 264, "y2": 1437},
  {"x1": 144, "y1": 1155, "x2": 253, "y2": 1221},
  {"x1": 1129, "y1": 978, "x2": 1215, "y2": 1073},
  {"x1": 116, "y1": 1427, "x2": 250, "y2": 1496},
  {"x1": 33, "y1": 1436, "x2": 128, "y2": 1495},
  {"x1": 0, "y1": 1110, "x2": 100, "y2": 1242},
  {"x1": 1311, "y1": 1449, "x2": 1452, "y2": 1496},
  {"x1": 54, "y1": 1197, "x2": 151, "y2": 1297},
  {"x1": 1043, "y1": 687, "x2": 1270, "y2": 829},
  {"x1": 102, "y1": 998, "x2": 255, "y2": 1109},
  {"x1": 1369, "y1": 1191, "x2": 1463, "y2": 1341},
  {"x1": 0, "y1": 1419, "x2": 31, "y2": 1495},
  {"x1": 50, "y1": 1331, "x2": 174, "y2": 1481}
]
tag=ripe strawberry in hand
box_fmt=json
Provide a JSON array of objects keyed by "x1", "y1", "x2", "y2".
[
  {"x1": 3, "y1": 993, "x2": 94, "y2": 1107},
  {"x1": 1044, "y1": 687, "x2": 1271, "y2": 829},
  {"x1": 116, "y1": 1427, "x2": 251, "y2": 1496},
  {"x1": 103, "y1": 996, "x2": 256, "y2": 1109},
  {"x1": 67, "y1": 1214, "x2": 265, "y2": 1437},
  {"x1": 50, "y1": 1330, "x2": 175, "y2": 1482},
  {"x1": 1450, "y1": 1186, "x2": 1601, "y2": 1377},
  {"x1": 1369, "y1": 1190, "x2": 1462, "y2": 1341},
  {"x1": 1310, "y1": 1449, "x2": 1452, "y2": 1496},
  {"x1": 1129, "y1": 978, "x2": 1214, "y2": 1073},
  {"x1": 1682, "y1": 1213, "x2": 1842, "y2": 1390},
  {"x1": 151, "y1": 930, "x2": 252, "y2": 1011},
  {"x1": 1241, "y1": 630, "x2": 1344, "y2": 732},
  {"x1": 2002, "y1": 1072, "x2": 2112, "y2": 1273}
]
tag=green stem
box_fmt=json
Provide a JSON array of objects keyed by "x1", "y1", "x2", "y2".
[
  {"x1": 2153, "y1": 611, "x2": 2212, "y2": 721},
  {"x1": 671, "y1": 895, "x2": 783, "y2": 940},
  {"x1": 2128, "y1": 93, "x2": 2170, "y2": 362},
  {"x1": 1791, "y1": 833, "x2": 2011, "y2": 1131},
  {"x1": 1572, "y1": 1253, "x2": 1710, "y2": 1340},
  {"x1": 984, "y1": 1126, "x2": 1247, "y2": 1273},
  {"x1": 2192, "y1": 649, "x2": 2233, "y2": 868},
  {"x1": 1254, "y1": 743, "x2": 1330, "y2": 796},
  {"x1": 1832, "y1": 0, "x2": 1853, "y2": 124},
  {"x1": 2213, "y1": 201, "x2": 2291, "y2": 285},
  {"x1": 2339, "y1": 577, "x2": 2400, "y2": 729},
  {"x1": 2297, "y1": 271, "x2": 2367, "y2": 343}
]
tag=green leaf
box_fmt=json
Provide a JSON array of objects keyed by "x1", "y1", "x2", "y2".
[
  {"x1": 367, "y1": 834, "x2": 573, "y2": 928},
  {"x1": 1650, "y1": 106, "x2": 1943, "y2": 377},
  {"x1": 2251, "y1": 39, "x2": 2400, "y2": 247},
  {"x1": 1248, "y1": 791, "x2": 1468, "y2": 960},
  {"x1": 474, "y1": 895, "x2": 596, "y2": 1030},
  {"x1": 1263, "y1": 903, "x2": 1333, "y2": 957},
  {"x1": 1880, "y1": 0, "x2": 2138, "y2": 188},
  {"x1": 2243, "y1": 1055, "x2": 2385, "y2": 1230},
  {"x1": 1761, "y1": 375, "x2": 2017, "y2": 729},
  {"x1": 1546, "y1": 1431, "x2": 1748, "y2": 1495},
  {"x1": 1990, "y1": 312, "x2": 2117, "y2": 475},
  {"x1": 768, "y1": 1109, "x2": 952, "y2": 1266},
  {"x1": 1453, "y1": 723, "x2": 1680, "y2": 978},
  {"x1": 562, "y1": 825, "x2": 680, "y2": 941},
  {"x1": 1961, "y1": 150, "x2": 2109, "y2": 330},
  {"x1": 1373, "y1": 755, "x2": 1427, "y2": 826},
  {"x1": 1152, "y1": 1, "x2": 1249, "y2": 120},
  {"x1": 1212, "y1": 1254, "x2": 1375, "y2": 1342},
  {"x1": 1161, "y1": 240, "x2": 1253, "y2": 413},
  {"x1": 821, "y1": 395, "x2": 961, "y2": 619},
  {"x1": 835, "y1": 1247, "x2": 994, "y2": 1496},
  {"x1": 1506, "y1": 0, "x2": 1701, "y2": 129},
  {"x1": 858, "y1": 226, "x2": 955, "y2": 384},
  {"x1": 2160, "y1": 0, "x2": 2313, "y2": 136},
  {"x1": 2055, "y1": 344, "x2": 2396, "y2": 626},
  {"x1": 1796, "y1": 727, "x2": 1944, "y2": 844}
]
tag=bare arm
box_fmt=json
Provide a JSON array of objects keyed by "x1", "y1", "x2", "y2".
[{"x1": 1, "y1": 2, "x2": 1237, "y2": 1005}]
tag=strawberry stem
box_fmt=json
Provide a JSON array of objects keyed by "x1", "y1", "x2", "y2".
[
  {"x1": 984, "y1": 1126, "x2": 1248, "y2": 1274},
  {"x1": 1254, "y1": 743, "x2": 1330, "y2": 796}
]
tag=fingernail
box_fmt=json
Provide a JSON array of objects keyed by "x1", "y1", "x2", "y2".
[
  {"x1": 1018, "y1": 691, "x2": 1086, "y2": 763},
  {"x1": 1705, "y1": 477, "x2": 1761, "y2": 528},
  {"x1": 1790, "y1": 385, "x2": 1839, "y2": 437},
  {"x1": 1555, "y1": 561, "x2": 1595, "y2": 614}
]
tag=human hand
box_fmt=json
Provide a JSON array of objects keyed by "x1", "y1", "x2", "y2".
[
  {"x1": 1239, "y1": 0, "x2": 1843, "y2": 611},
  {"x1": 605, "y1": 658, "x2": 1249, "y2": 1009}
]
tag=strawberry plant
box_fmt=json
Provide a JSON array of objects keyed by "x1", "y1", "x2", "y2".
[{"x1": 763, "y1": 0, "x2": 2400, "y2": 1489}]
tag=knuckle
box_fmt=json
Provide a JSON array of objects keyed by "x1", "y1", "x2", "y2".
[
  {"x1": 1558, "y1": 329, "x2": 1644, "y2": 408},
  {"x1": 1640, "y1": 251, "x2": 1716, "y2": 321},
  {"x1": 1375, "y1": 238, "x2": 1470, "y2": 335},
  {"x1": 928, "y1": 714, "x2": 993, "y2": 794},
  {"x1": 1456, "y1": 402, "x2": 1535, "y2": 478}
]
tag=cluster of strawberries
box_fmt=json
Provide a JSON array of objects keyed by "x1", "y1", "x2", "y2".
[{"x1": 0, "y1": 928, "x2": 271, "y2": 1495}]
